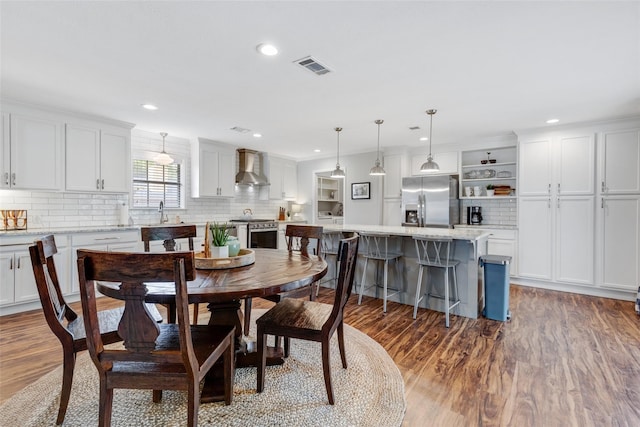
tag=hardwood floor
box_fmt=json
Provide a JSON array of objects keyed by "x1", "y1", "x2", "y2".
[{"x1": 1, "y1": 285, "x2": 639, "y2": 426}]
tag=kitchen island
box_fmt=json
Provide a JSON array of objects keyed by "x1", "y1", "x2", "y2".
[{"x1": 322, "y1": 224, "x2": 490, "y2": 320}]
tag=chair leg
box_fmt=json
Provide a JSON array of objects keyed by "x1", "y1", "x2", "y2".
[
  {"x1": 256, "y1": 326, "x2": 267, "y2": 393},
  {"x1": 337, "y1": 321, "x2": 347, "y2": 369},
  {"x1": 98, "y1": 381, "x2": 113, "y2": 427},
  {"x1": 57, "y1": 348, "x2": 76, "y2": 425},
  {"x1": 243, "y1": 298, "x2": 252, "y2": 336},
  {"x1": 445, "y1": 267, "x2": 450, "y2": 328},
  {"x1": 166, "y1": 302, "x2": 176, "y2": 324},
  {"x1": 224, "y1": 337, "x2": 233, "y2": 405},
  {"x1": 309, "y1": 282, "x2": 316, "y2": 301},
  {"x1": 192, "y1": 303, "x2": 199, "y2": 325},
  {"x1": 284, "y1": 337, "x2": 291, "y2": 358},
  {"x1": 358, "y1": 257, "x2": 369, "y2": 305},
  {"x1": 187, "y1": 381, "x2": 199, "y2": 427},
  {"x1": 413, "y1": 266, "x2": 423, "y2": 319},
  {"x1": 152, "y1": 390, "x2": 162, "y2": 403},
  {"x1": 383, "y1": 260, "x2": 389, "y2": 313},
  {"x1": 321, "y1": 340, "x2": 335, "y2": 405}
]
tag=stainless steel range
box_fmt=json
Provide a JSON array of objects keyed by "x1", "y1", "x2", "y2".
[{"x1": 230, "y1": 219, "x2": 278, "y2": 249}]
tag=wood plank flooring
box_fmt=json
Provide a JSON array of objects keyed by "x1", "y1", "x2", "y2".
[{"x1": 1, "y1": 285, "x2": 639, "y2": 426}]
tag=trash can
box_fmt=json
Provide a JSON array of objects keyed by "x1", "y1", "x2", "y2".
[{"x1": 480, "y1": 255, "x2": 512, "y2": 321}]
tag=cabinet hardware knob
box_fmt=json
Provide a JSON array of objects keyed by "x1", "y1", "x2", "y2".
[
  {"x1": 11, "y1": 173, "x2": 16, "y2": 186},
  {"x1": 4, "y1": 172, "x2": 8, "y2": 186},
  {"x1": 101, "y1": 179, "x2": 105, "y2": 190},
  {"x1": 96, "y1": 179, "x2": 100, "y2": 190}
]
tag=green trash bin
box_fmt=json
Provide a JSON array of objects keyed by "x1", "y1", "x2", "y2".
[{"x1": 480, "y1": 255, "x2": 512, "y2": 321}]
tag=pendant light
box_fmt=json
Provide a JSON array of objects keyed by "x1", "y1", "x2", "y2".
[
  {"x1": 330, "y1": 127, "x2": 345, "y2": 178},
  {"x1": 420, "y1": 109, "x2": 440, "y2": 172},
  {"x1": 369, "y1": 119, "x2": 386, "y2": 176},
  {"x1": 154, "y1": 132, "x2": 174, "y2": 166}
]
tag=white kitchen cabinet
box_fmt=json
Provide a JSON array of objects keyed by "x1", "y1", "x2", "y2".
[
  {"x1": 600, "y1": 129, "x2": 640, "y2": 194},
  {"x1": 555, "y1": 196, "x2": 595, "y2": 284},
  {"x1": 518, "y1": 197, "x2": 553, "y2": 281},
  {"x1": 191, "y1": 138, "x2": 236, "y2": 197},
  {"x1": 597, "y1": 195, "x2": 640, "y2": 292},
  {"x1": 70, "y1": 231, "x2": 139, "y2": 293},
  {"x1": 485, "y1": 229, "x2": 519, "y2": 278},
  {"x1": 383, "y1": 153, "x2": 405, "y2": 199},
  {"x1": 0, "y1": 234, "x2": 70, "y2": 307},
  {"x1": 1, "y1": 112, "x2": 63, "y2": 190},
  {"x1": 410, "y1": 151, "x2": 458, "y2": 176},
  {"x1": 65, "y1": 123, "x2": 131, "y2": 192},
  {"x1": 269, "y1": 156, "x2": 297, "y2": 200},
  {"x1": 383, "y1": 199, "x2": 402, "y2": 226},
  {"x1": 519, "y1": 138, "x2": 552, "y2": 196}
]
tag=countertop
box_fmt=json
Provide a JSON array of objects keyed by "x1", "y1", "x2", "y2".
[{"x1": 321, "y1": 224, "x2": 490, "y2": 241}]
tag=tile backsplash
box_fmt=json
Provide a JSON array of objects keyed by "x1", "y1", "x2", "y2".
[{"x1": 461, "y1": 198, "x2": 517, "y2": 226}]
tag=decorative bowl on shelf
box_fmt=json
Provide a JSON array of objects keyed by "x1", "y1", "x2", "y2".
[
  {"x1": 489, "y1": 159, "x2": 497, "y2": 164},
  {"x1": 480, "y1": 160, "x2": 488, "y2": 164}
]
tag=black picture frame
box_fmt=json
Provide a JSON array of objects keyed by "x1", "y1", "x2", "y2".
[{"x1": 351, "y1": 182, "x2": 371, "y2": 200}]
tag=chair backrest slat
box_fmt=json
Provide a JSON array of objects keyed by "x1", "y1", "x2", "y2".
[
  {"x1": 414, "y1": 236, "x2": 454, "y2": 266},
  {"x1": 286, "y1": 225, "x2": 323, "y2": 257}
]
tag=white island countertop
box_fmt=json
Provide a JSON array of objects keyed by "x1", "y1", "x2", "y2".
[{"x1": 321, "y1": 224, "x2": 490, "y2": 241}]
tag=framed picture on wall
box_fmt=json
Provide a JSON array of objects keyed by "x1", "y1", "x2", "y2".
[{"x1": 351, "y1": 182, "x2": 371, "y2": 200}]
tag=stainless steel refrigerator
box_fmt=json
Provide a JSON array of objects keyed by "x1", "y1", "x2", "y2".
[{"x1": 401, "y1": 175, "x2": 459, "y2": 227}]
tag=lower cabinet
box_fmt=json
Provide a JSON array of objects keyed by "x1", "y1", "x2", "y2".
[
  {"x1": 0, "y1": 234, "x2": 70, "y2": 307},
  {"x1": 70, "y1": 230, "x2": 139, "y2": 293},
  {"x1": 485, "y1": 229, "x2": 518, "y2": 278}
]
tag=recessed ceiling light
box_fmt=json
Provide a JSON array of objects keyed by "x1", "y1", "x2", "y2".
[
  {"x1": 314, "y1": 149, "x2": 321, "y2": 153},
  {"x1": 141, "y1": 104, "x2": 158, "y2": 110},
  {"x1": 546, "y1": 119, "x2": 559, "y2": 124},
  {"x1": 419, "y1": 137, "x2": 429, "y2": 141},
  {"x1": 253, "y1": 133, "x2": 262, "y2": 138},
  {"x1": 256, "y1": 43, "x2": 278, "y2": 56}
]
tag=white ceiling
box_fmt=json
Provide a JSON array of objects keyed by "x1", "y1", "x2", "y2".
[{"x1": 1, "y1": 1, "x2": 639, "y2": 160}]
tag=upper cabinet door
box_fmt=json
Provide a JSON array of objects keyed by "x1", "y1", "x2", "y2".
[
  {"x1": 557, "y1": 134, "x2": 595, "y2": 195},
  {"x1": 0, "y1": 113, "x2": 9, "y2": 189},
  {"x1": 282, "y1": 160, "x2": 297, "y2": 200},
  {"x1": 383, "y1": 154, "x2": 404, "y2": 198},
  {"x1": 66, "y1": 124, "x2": 100, "y2": 191},
  {"x1": 100, "y1": 129, "x2": 130, "y2": 192},
  {"x1": 217, "y1": 148, "x2": 236, "y2": 197},
  {"x1": 519, "y1": 137, "x2": 552, "y2": 196},
  {"x1": 10, "y1": 114, "x2": 62, "y2": 190},
  {"x1": 601, "y1": 129, "x2": 640, "y2": 194}
]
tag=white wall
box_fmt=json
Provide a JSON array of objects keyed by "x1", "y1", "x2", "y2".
[{"x1": 297, "y1": 151, "x2": 382, "y2": 225}]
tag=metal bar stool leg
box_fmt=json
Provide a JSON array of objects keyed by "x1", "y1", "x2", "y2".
[
  {"x1": 358, "y1": 257, "x2": 369, "y2": 305},
  {"x1": 414, "y1": 265, "x2": 424, "y2": 319},
  {"x1": 444, "y1": 266, "x2": 450, "y2": 328},
  {"x1": 383, "y1": 259, "x2": 389, "y2": 313}
]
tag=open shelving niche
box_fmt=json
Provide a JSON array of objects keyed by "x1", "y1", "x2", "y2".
[{"x1": 460, "y1": 146, "x2": 517, "y2": 199}]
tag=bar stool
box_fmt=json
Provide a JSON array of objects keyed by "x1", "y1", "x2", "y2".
[
  {"x1": 320, "y1": 230, "x2": 343, "y2": 294},
  {"x1": 358, "y1": 233, "x2": 403, "y2": 312},
  {"x1": 413, "y1": 236, "x2": 460, "y2": 327}
]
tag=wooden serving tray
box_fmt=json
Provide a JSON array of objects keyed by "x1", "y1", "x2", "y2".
[{"x1": 195, "y1": 248, "x2": 255, "y2": 270}]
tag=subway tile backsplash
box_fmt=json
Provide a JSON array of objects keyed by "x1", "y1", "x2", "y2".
[{"x1": 461, "y1": 198, "x2": 517, "y2": 226}]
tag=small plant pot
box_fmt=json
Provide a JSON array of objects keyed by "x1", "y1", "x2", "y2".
[
  {"x1": 210, "y1": 245, "x2": 229, "y2": 259},
  {"x1": 486, "y1": 189, "x2": 495, "y2": 197}
]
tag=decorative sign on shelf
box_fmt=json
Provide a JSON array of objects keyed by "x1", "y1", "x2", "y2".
[{"x1": 1, "y1": 210, "x2": 28, "y2": 231}]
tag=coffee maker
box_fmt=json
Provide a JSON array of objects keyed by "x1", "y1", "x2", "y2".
[{"x1": 467, "y1": 206, "x2": 483, "y2": 225}]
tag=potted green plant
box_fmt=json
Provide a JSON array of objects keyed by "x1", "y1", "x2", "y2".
[
  {"x1": 486, "y1": 184, "x2": 495, "y2": 197},
  {"x1": 209, "y1": 222, "x2": 229, "y2": 258}
]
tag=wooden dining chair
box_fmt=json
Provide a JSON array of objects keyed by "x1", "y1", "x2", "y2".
[
  {"x1": 256, "y1": 233, "x2": 359, "y2": 405},
  {"x1": 242, "y1": 224, "x2": 323, "y2": 336},
  {"x1": 140, "y1": 224, "x2": 200, "y2": 324},
  {"x1": 76, "y1": 249, "x2": 235, "y2": 427},
  {"x1": 29, "y1": 235, "x2": 124, "y2": 425}
]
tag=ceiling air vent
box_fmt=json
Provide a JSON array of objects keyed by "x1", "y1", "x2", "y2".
[
  {"x1": 230, "y1": 126, "x2": 251, "y2": 133},
  {"x1": 409, "y1": 126, "x2": 421, "y2": 131},
  {"x1": 294, "y1": 56, "x2": 332, "y2": 76}
]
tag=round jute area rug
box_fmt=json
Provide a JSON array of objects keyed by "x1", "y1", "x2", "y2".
[{"x1": 0, "y1": 312, "x2": 405, "y2": 426}]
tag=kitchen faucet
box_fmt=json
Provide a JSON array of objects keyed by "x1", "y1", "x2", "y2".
[{"x1": 159, "y1": 201, "x2": 168, "y2": 224}]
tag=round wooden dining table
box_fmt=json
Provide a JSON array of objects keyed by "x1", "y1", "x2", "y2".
[{"x1": 96, "y1": 248, "x2": 327, "y2": 402}]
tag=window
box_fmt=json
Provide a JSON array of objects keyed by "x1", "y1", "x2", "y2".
[{"x1": 132, "y1": 159, "x2": 182, "y2": 208}]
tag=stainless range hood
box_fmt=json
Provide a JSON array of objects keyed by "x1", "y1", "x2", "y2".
[{"x1": 235, "y1": 148, "x2": 269, "y2": 186}]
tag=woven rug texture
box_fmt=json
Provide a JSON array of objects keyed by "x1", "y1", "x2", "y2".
[{"x1": 0, "y1": 312, "x2": 405, "y2": 427}]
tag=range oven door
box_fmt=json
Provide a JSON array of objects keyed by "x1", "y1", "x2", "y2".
[{"x1": 249, "y1": 229, "x2": 278, "y2": 249}]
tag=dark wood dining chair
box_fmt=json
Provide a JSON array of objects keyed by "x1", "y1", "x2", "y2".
[
  {"x1": 29, "y1": 235, "x2": 124, "y2": 425},
  {"x1": 256, "y1": 233, "x2": 359, "y2": 405},
  {"x1": 76, "y1": 249, "x2": 235, "y2": 427},
  {"x1": 140, "y1": 224, "x2": 200, "y2": 324},
  {"x1": 242, "y1": 224, "x2": 323, "y2": 336}
]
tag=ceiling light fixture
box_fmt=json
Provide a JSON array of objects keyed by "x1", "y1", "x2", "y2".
[
  {"x1": 331, "y1": 127, "x2": 345, "y2": 178},
  {"x1": 154, "y1": 132, "x2": 174, "y2": 166},
  {"x1": 369, "y1": 119, "x2": 386, "y2": 176},
  {"x1": 141, "y1": 104, "x2": 158, "y2": 110},
  {"x1": 253, "y1": 133, "x2": 262, "y2": 138},
  {"x1": 256, "y1": 43, "x2": 278, "y2": 56},
  {"x1": 420, "y1": 109, "x2": 440, "y2": 173},
  {"x1": 546, "y1": 118, "x2": 559, "y2": 124}
]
